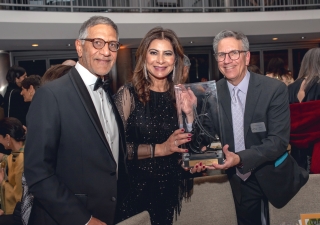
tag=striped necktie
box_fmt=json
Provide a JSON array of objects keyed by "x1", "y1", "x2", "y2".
[{"x1": 231, "y1": 87, "x2": 251, "y2": 181}]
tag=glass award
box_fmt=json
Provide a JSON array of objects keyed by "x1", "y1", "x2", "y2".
[{"x1": 174, "y1": 80, "x2": 224, "y2": 167}]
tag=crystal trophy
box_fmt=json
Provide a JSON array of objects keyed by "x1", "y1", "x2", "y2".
[{"x1": 174, "y1": 81, "x2": 224, "y2": 167}]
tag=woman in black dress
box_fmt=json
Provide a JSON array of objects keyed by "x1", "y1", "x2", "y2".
[
  {"x1": 288, "y1": 47, "x2": 320, "y2": 172},
  {"x1": 3, "y1": 66, "x2": 29, "y2": 125},
  {"x1": 114, "y1": 27, "x2": 204, "y2": 225},
  {"x1": 288, "y1": 48, "x2": 320, "y2": 103}
]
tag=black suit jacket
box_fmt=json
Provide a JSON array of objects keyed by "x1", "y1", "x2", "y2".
[
  {"x1": 24, "y1": 68, "x2": 129, "y2": 225},
  {"x1": 217, "y1": 72, "x2": 308, "y2": 208}
]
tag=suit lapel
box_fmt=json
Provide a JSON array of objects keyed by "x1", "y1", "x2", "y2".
[
  {"x1": 68, "y1": 68, "x2": 115, "y2": 161},
  {"x1": 244, "y1": 73, "x2": 262, "y2": 138},
  {"x1": 218, "y1": 78, "x2": 233, "y2": 127}
]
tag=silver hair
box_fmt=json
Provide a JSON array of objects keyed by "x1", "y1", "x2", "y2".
[
  {"x1": 213, "y1": 30, "x2": 249, "y2": 53},
  {"x1": 183, "y1": 54, "x2": 191, "y2": 67},
  {"x1": 78, "y1": 16, "x2": 119, "y2": 44},
  {"x1": 297, "y1": 47, "x2": 320, "y2": 90}
]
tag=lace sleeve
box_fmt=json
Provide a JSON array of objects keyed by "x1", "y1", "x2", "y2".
[
  {"x1": 113, "y1": 85, "x2": 157, "y2": 160},
  {"x1": 114, "y1": 85, "x2": 137, "y2": 159},
  {"x1": 114, "y1": 85, "x2": 135, "y2": 131}
]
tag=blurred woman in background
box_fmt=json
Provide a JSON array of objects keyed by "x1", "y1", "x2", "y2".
[
  {"x1": 3, "y1": 66, "x2": 29, "y2": 125},
  {"x1": 266, "y1": 57, "x2": 294, "y2": 86},
  {"x1": 0, "y1": 117, "x2": 25, "y2": 224},
  {"x1": 41, "y1": 64, "x2": 72, "y2": 86},
  {"x1": 288, "y1": 48, "x2": 320, "y2": 174}
]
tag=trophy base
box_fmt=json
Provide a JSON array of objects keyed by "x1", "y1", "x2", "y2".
[{"x1": 183, "y1": 149, "x2": 224, "y2": 167}]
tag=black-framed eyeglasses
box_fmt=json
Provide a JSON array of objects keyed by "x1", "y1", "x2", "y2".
[
  {"x1": 81, "y1": 38, "x2": 121, "y2": 52},
  {"x1": 214, "y1": 50, "x2": 247, "y2": 62}
]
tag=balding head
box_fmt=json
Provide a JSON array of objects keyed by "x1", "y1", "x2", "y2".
[{"x1": 62, "y1": 60, "x2": 76, "y2": 66}]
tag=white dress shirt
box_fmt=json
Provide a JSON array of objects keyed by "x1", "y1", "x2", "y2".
[{"x1": 75, "y1": 62, "x2": 119, "y2": 169}]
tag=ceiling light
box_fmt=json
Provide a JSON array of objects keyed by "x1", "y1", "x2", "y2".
[
  {"x1": 189, "y1": 41, "x2": 194, "y2": 44},
  {"x1": 301, "y1": 37, "x2": 305, "y2": 39},
  {"x1": 272, "y1": 38, "x2": 278, "y2": 41},
  {"x1": 32, "y1": 44, "x2": 39, "y2": 47},
  {"x1": 66, "y1": 43, "x2": 71, "y2": 47}
]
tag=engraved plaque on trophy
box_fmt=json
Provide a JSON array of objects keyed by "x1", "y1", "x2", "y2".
[{"x1": 174, "y1": 81, "x2": 224, "y2": 167}]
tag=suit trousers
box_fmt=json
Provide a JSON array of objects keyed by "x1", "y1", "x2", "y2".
[{"x1": 233, "y1": 175, "x2": 269, "y2": 225}]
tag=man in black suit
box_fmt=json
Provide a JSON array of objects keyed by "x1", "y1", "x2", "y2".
[
  {"x1": 24, "y1": 16, "x2": 128, "y2": 225},
  {"x1": 210, "y1": 30, "x2": 308, "y2": 225}
]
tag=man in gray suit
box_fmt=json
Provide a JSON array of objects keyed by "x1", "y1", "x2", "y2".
[
  {"x1": 24, "y1": 16, "x2": 128, "y2": 225},
  {"x1": 210, "y1": 30, "x2": 308, "y2": 225}
]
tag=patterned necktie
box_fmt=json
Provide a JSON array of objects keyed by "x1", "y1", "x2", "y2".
[{"x1": 231, "y1": 87, "x2": 251, "y2": 181}]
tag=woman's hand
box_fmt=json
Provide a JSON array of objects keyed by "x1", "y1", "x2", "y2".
[
  {"x1": 156, "y1": 128, "x2": 192, "y2": 157},
  {"x1": 178, "y1": 85, "x2": 197, "y2": 123},
  {"x1": 185, "y1": 162, "x2": 207, "y2": 174}
]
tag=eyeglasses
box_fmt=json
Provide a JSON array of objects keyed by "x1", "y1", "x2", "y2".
[
  {"x1": 81, "y1": 38, "x2": 121, "y2": 52},
  {"x1": 214, "y1": 50, "x2": 247, "y2": 62}
]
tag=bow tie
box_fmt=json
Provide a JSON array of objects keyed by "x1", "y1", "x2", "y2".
[{"x1": 93, "y1": 76, "x2": 112, "y2": 92}]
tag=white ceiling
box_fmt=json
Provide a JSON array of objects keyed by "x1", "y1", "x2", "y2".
[{"x1": 0, "y1": 10, "x2": 320, "y2": 51}]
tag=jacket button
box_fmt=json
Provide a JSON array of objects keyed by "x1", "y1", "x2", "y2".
[{"x1": 111, "y1": 197, "x2": 116, "y2": 202}]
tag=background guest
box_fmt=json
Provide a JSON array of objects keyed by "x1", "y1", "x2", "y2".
[
  {"x1": 41, "y1": 64, "x2": 72, "y2": 85},
  {"x1": 288, "y1": 47, "x2": 320, "y2": 173},
  {"x1": 288, "y1": 48, "x2": 320, "y2": 103},
  {"x1": 266, "y1": 57, "x2": 294, "y2": 86},
  {"x1": 247, "y1": 64, "x2": 262, "y2": 74},
  {"x1": 20, "y1": 75, "x2": 41, "y2": 102},
  {"x1": 0, "y1": 117, "x2": 25, "y2": 225},
  {"x1": 114, "y1": 27, "x2": 203, "y2": 225},
  {"x1": 3, "y1": 66, "x2": 29, "y2": 125},
  {"x1": 61, "y1": 59, "x2": 76, "y2": 67}
]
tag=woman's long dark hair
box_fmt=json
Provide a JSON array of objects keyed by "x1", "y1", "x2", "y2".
[
  {"x1": 296, "y1": 48, "x2": 320, "y2": 92},
  {"x1": 0, "y1": 117, "x2": 26, "y2": 142},
  {"x1": 6, "y1": 66, "x2": 26, "y2": 85},
  {"x1": 266, "y1": 58, "x2": 293, "y2": 80}
]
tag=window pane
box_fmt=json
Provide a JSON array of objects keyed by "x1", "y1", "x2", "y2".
[
  {"x1": 188, "y1": 54, "x2": 210, "y2": 83},
  {"x1": 249, "y1": 51, "x2": 261, "y2": 74},
  {"x1": 18, "y1": 60, "x2": 47, "y2": 77}
]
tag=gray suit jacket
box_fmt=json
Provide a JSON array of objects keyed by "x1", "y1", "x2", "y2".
[
  {"x1": 25, "y1": 68, "x2": 129, "y2": 225},
  {"x1": 217, "y1": 72, "x2": 308, "y2": 208}
]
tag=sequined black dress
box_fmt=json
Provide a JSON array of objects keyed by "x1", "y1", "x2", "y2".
[{"x1": 114, "y1": 83, "x2": 184, "y2": 225}]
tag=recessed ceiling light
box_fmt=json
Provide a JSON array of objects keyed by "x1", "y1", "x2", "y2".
[
  {"x1": 301, "y1": 36, "x2": 305, "y2": 39},
  {"x1": 272, "y1": 38, "x2": 278, "y2": 41},
  {"x1": 189, "y1": 41, "x2": 194, "y2": 44},
  {"x1": 32, "y1": 44, "x2": 39, "y2": 47},
  {"x1": 66, "y1": 43, "x2": 71, "y2": 47}
]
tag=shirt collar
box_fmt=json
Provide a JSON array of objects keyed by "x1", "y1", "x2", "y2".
[
  {"x1": 227, "y1": 70, "x2": 250, "y2": 95},
  {"x1": 75, "y1": 62, "x2": 98, "y2": 86}
]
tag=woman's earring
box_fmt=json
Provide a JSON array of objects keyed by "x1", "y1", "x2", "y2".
[
  {"x1": 144, "y1": 64, "x2": 148, "y2": 80},
  {"x1": 172, "y1": 65, "x2": 176, "y2": 81}
]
